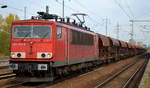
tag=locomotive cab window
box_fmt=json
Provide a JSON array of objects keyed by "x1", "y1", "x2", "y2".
[
  {"x1": 13, "y1": 26, "x2": 51, "y2": 39},
  {"x1": 13, "y1": 26, "x2": 32, "y2": 38},
  {"x1": 56, "y1": 26, "x2": 62, "y2": 39}
]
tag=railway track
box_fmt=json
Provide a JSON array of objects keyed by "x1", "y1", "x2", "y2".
[
  {"x1": 0, "y1": 72, "x2": 26, "y2": 88},
  {"x1": 122, "y1": 56, "x2": 149, "y2": 88},
  {"x1": 0, "y1": 54, "x2": 147, "y2": 88},
  {"x1": 94, "y1": 55, "x2": 149, "y2": 88},
  {"x1": 0, "y1": 72, "x2": 15, "y2": 80},
  {"x1": 1, "y1": 82, "x2": 26, "y2": 88},
  {"x1": 34, "y1": 55, "x2": 147, "y2": 88}
]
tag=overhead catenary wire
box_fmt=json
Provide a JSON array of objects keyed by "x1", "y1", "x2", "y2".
[
  {"x1": 74, "y1": 0, "x2": 105, "y2": 25},
  {"x1": 55, "y1": 0, "x2": 105, "y2": 31},
  {"x1": 135, "y1": 11, "x2": 150, "y2": 19},
  {"x1": 73, "y1": 0, "x2": 104, "y2": 23},
  {"x1": 55, "y1": 0, "x2": 83, "y2": 23},
  {"x1": 113, "y1": 0, "x2": 131, "y2": 19},
  {"x1": 72, "y1": 0, "x2": 106, "y2": 31},
  {"x1": 55, "y1": 0, "x2": 77, "y2": 14},
  {"x1": 74, "y1": 0, "x2": 103, "y2": 20},
  {"x1": 87, "y1": 15, "x2": 103, "y2": 29},
  {"x1": 113, "y1": 0, "x2": 135, "y2": 40},
  {"x1": 55, "y1": 0, "x2": 101, "y2": 20},
  {"x1": 124, "y1": 0, "x2": 134, "y2": 18}
]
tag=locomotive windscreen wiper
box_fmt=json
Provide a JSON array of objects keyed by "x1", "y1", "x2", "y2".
[
  {"x1": 42, "y1": 32, "x2": 49, "y2": 39},
  {"x1": 22, "y1": 32, "x2": 31, "y2": 41}
]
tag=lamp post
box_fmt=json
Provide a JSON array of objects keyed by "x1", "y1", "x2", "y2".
[
  {"x1": 1, "y1": 5, "x2": 7, "y2": 8},
  {"x1": 1, "y1": 5, "x2": 26, "y2": 20}
]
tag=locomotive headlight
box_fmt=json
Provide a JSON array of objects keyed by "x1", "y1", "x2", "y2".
[
  {"x1": 41, "y1": 53, "x2": 46, "y2": 58},
  {"x1": 47, "y1": 53, "x2": 52, "y2": 58},
  {"x1": 11, "y1": 52, "x2": 15, "y2": 58},
  {"x1": 17, "y1": 53, "x2": 22, "y2": 57},
  {"x1": 10, "y1": 52, "x2": 25, "y2": 58},
  {"x1": 37, "y1": 52, "x2": 53, "y2": 59}
]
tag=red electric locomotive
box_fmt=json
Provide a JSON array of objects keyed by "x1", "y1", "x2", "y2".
[
  {"x1": 9, "y1": 12, "x2": 146, "y2": 82},
  {"x1": 9, "y1": 12, "x2": 98, "y2": 82}
]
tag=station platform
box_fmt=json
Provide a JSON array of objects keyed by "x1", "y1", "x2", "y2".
[{"x1": 139, "y1": 56, "x2": 150, "y2": 88}]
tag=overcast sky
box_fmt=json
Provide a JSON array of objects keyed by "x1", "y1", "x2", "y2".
[{"x1": 0, "y1": 0, "x2": 150, "y2": 45}]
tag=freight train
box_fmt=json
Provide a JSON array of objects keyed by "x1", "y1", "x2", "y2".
[{"x1": 9, "y1": 12, "x2": 146, "y2": 82}]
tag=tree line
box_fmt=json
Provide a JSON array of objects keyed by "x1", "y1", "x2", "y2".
[{"x1": 0, "y1": 13, "x2": 19, "y2": 56}]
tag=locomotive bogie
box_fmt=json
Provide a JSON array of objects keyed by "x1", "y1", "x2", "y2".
[{"x1": 10, "y1": 61, "x2": 54, "y2": 82}]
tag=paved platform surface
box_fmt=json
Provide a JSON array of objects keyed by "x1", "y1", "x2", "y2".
[{"x1": 139, "y1": 57, "x2": 150, "y2": 88}]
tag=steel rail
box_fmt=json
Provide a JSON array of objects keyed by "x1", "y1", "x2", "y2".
[
  {"x1": 1, "y1": 82, "x2": 26, "y2": 88},
  {"x1": 122, "y1": 57, "x2": 149, "y2": 88},
  {"x1": 0, "y1": 73, "x2": 16, "y2": 80},
  {"x1": 94, "y1": 60, "x2": 139, "y2": 88},
  {"x1": 0, "y1": 72, "x2": 26, "y2": 88},
  {"x1": 0, "y1": 72, "x2": 13, "y2": 76}
]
